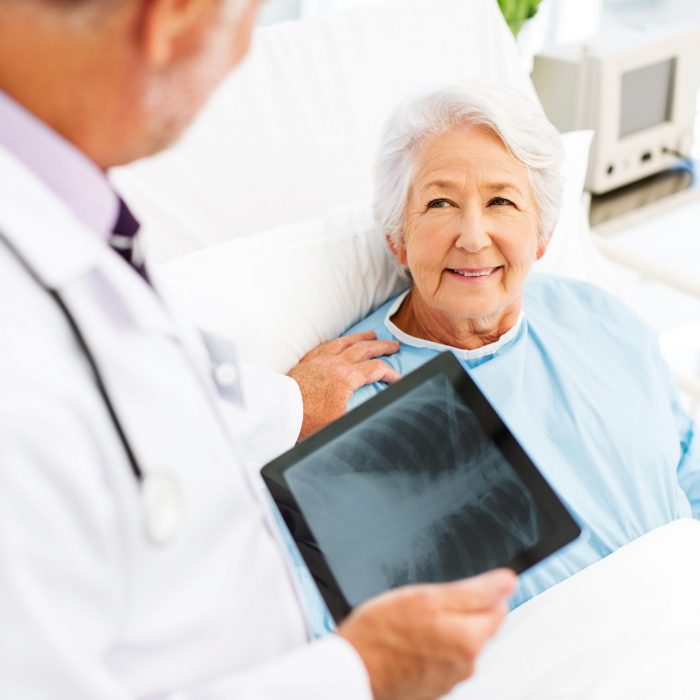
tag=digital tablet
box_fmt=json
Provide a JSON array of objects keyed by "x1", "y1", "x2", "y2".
[{"x1": 262, "y1": 351, "x2": 581, "y2": 623}]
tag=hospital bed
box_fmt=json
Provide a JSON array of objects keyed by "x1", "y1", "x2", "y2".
[{"x1": 113, "y1": 1, "x2": 700, "y2": 695}]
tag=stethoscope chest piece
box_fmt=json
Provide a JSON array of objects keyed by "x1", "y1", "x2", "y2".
[{"x1": 141, "y1": 472, "x2": 182, "y2": 545}]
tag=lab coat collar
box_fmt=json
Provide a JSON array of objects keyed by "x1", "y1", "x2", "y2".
[
  {"x1": 0, "y1": 90, "x2": 119, "y2": 237},
  {"x1": 0, "y1": 146, "x2": 179, "y2": 340}
]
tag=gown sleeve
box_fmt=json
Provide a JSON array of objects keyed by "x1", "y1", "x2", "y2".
[{"x1": 659, "y1": 349, "x2": 700, "y2": 518}]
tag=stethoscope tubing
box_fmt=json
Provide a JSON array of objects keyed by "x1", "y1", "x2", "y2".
[{"x1": 0, "y1": 231, "x2": 144, "y2": 484}]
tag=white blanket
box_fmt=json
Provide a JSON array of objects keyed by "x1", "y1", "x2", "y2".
[{"x1": 450, "y1": 519, "x2": 700, "y2": 699}]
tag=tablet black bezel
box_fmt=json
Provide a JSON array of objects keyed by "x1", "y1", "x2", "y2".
[{"x1": 262, "y1": 350, "x2": 581, "y2": 623}]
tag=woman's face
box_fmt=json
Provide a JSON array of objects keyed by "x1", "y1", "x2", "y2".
[{"x1": 393, "y1": 125, "x2": 545, "y2": 329}]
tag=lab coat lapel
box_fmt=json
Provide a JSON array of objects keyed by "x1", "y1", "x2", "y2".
[{"x1": 0, "y1": 145, "x2": 254, "y2": 436}]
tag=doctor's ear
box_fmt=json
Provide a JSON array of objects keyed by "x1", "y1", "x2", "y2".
[
  {"x1": 140, "y1": 0, "x2": 241, "y2": 70},
  {"x1": 139, "y1": 0, "x2": 212, "y2": 68}
]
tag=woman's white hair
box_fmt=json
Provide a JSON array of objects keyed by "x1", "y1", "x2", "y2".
[{"x1": 374, "y1": 82, "x2": 564, "y2": 247}]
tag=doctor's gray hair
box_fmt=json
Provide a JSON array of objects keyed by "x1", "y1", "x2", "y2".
[{"x1": 374, "y1": 83, "x2": 564, "y2": 247}]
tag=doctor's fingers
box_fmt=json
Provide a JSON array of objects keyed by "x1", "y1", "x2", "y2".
[
  {"x1": 304, "y1": 331, "x2": 380, "y2": 358},
  {"x1": 338, "y1": 583, "x2": 507, "y2": 700},
  {"x1": 437, "y1": 600, "x2": 510, "y2": 663},
  {"x1": 349, "y1": 359, "x2": 401, "y2": 389},
  {"x1": 429, "y1": 603, "x2": 509, "y2": 680},
  {"x1": 340, "y1": 338, "x2": 400, "y2": 363},
  {"x1": 437, "y1": 568, "x2": 517, "y2": 613}
]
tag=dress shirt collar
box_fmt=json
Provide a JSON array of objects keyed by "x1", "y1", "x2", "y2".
[{"x1": 0, "y1": 90, "x2": 118, "y2": 237}]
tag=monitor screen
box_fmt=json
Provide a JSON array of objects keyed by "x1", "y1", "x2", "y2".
[{"x1": 620, "y1": 58, "x2": 676, "y2": 137}]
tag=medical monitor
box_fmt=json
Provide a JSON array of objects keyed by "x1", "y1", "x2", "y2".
[
  {"x1": 261, "y1": 351, "x2": 581, "y2": 623},
  {"x1": 533, "y1": 26, "x2": 700, "y2": 194}
]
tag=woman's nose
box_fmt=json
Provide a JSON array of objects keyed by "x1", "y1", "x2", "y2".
[{"x1": 455, "y1": 212, "x2": 491, "y2": 253}]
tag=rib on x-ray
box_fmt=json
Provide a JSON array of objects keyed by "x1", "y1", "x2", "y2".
[{"x1": 286, "y1": 374, "x2": 548, "y2": 607}]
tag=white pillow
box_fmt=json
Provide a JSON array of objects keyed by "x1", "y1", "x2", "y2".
[
  {"x1": 159, "y1": 132, "x2": 593, "y2": 373},
  {"x1": 158, "y1": 204, "x2": 406, "y2": 372},
  {"x1": 535, "y1": 130, "x2": 594, "y2": 280},
  {"x1": 112, "y1": 0, "x2": 533, "y2": 262}
]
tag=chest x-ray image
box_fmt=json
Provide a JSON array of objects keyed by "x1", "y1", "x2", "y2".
[{"x1": 286, "y1": 374, "x2": 550, "y2": 608}]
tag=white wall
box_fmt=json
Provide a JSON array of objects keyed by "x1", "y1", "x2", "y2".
[
  {"x1": 258, "y1": 0, "x2": 397, "y2": 23},
  {"x1": 257, "y1": 0, "x2": 301, "y2": 24}
]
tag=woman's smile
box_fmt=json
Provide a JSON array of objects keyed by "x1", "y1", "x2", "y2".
[{"x1": 446, "y1": 266, "x2": 503, "y2": 283}]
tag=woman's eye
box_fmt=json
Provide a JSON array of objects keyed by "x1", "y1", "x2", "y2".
[
  {"x1": 426, "y1": 198, "x2": 451, "y2": 209},
  {"x1": 489, "y1": 196, "x2": 514, "y2": 207}
]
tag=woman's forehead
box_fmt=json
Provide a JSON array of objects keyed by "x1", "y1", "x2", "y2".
[{"x1": 412, "y1": 126, "x2": 529, "y2": 191}]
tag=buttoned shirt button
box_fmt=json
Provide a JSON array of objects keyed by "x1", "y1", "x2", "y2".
[{"x1": 214, "y1": 361, "x2": 239, "y2": 388}]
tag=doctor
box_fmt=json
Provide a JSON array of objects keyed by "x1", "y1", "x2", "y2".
[{"x1": 0, "y1": 0, "x2": 516, "y2": 698}]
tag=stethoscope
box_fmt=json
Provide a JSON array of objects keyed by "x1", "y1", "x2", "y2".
[{"x1": 1, "y1": 230, "x2": 184, "y2": 545}]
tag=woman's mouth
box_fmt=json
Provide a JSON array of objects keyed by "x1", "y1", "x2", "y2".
[{"x1": 447, "y1": 266, "x2": 502, "y2": 282}]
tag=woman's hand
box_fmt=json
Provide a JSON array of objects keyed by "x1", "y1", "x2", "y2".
[{"x1": 287, "y1": 332, "x2": 400, "y2": 439}]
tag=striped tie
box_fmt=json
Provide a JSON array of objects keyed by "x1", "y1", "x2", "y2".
[{"x1": 110, "y1": 197, "x2": 149, "y2": 282}]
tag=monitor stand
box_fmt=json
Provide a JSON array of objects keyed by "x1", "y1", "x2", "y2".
[{"x1": 589, "y1": 160, "x2": 700, "y2": 235}]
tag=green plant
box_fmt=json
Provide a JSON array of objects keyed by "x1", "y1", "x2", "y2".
[{"x1": 497, "y1": 0, "x2": 543, "y2": 36}]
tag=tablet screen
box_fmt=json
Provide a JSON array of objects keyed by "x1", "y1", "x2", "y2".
[
  {"x1": 262, "y1": 351, "x2": 579, "y2": 622},
  {"x1": 285, "y1": 374, "x2": 552, "y2": 608}
]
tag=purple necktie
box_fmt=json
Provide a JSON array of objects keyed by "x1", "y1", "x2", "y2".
[{"x1": 110, "y1": 197, "x2": 149, "y2": 282}]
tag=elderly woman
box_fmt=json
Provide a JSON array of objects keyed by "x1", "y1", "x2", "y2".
[{"x1": 341, "y1": 83, "x2": 700, "y2": 610}]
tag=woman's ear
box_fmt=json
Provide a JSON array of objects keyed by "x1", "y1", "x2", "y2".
[
  {"x1": 386, "y1": 233, "x2": 408, "y2": 267},
  {"x1": 536, "y1": 233, "x2": 550, "y2": 260}
]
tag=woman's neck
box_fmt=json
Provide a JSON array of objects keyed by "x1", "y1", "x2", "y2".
[{"x1": 391, "y1": 291, "x2": 521, "y2": 350}]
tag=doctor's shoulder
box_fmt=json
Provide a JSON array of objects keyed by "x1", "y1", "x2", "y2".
[
  {"x1": 0, "y1": 247, "x2": 72, "y2": 381},
  {"x1": 0, "y1": 244, "x2": 117, "y2": 454}
]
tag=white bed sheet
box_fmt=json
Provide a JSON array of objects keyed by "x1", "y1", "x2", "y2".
[{"x1": 449, "y1": 519, "x2": 700, "y2": 699}]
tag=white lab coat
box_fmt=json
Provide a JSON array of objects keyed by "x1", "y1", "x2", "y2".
[{"x1": 0, "y1": 146, "x2": 371, "y2": 699}]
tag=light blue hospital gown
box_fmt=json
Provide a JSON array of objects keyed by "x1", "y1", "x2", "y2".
[
  {"x1": 342, "y1": 274, "x2": 700, "y2": 610},
  {"x1": 289, "y1": 273, "x2": 700, "y2": 633}
]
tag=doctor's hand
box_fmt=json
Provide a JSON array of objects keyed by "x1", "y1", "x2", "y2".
[
  {"x1": 338, "y1": 569, "x2": 516, "y2": 700},
  {"x1": 287, "y1": 332, "x2": 400, "y2": 439}
]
